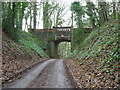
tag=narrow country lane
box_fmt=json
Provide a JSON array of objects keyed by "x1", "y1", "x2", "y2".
[
  {"x1": 28, "y1": 59, "x2": 73, "y2": 88},
  {"x1": 6, "y1": 59, "x2": 74, "y2": 88}
]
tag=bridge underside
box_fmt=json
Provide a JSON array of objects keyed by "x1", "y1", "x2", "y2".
[
  {"x1": 46, "y1": 38, "x2": 71, "y2": 58},
  {"x1": 53, "y1": 38, "x2": 71, "y2": 58},
  {"x1": 54, "y1": 38, "x2": 71, "y2": 43}
]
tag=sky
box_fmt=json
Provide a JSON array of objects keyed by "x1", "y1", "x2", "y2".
[
  {"x1": 23, "y1": 0, "x2": 84, "y2": 30},
  {"x1": 23, "y1": 1, "x2": 73, "y2": 30},
  {"x1": 22, "y1": 0, "x2": 119, "y2": 31}
]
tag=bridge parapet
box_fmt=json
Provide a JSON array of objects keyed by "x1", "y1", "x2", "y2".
[
  {"x1": 33, "y1": 27, "x2": 93, "y2": 42},
  {"x1": 55, "y1": 34, "x2": 70, "y2": 40},
  {"x1": 53, "y1": 27, "x2": 71, "y2": 32}
]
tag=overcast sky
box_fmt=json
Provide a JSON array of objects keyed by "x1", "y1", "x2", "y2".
[
  {"x1": 22, "y1": 0, "x2": 119, "y2": 31},
  {"x1": 23, "y1": 0, "x2": 86, "y2": 30}
]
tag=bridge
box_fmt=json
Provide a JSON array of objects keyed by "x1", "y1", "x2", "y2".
[{"x1": 32, "y1": 27, "x2": 92, "y2": 58}]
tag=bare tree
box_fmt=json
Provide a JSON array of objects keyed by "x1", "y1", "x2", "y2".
[{"x1": 33, "y1": 2, "x2": 37, "y2": 31}]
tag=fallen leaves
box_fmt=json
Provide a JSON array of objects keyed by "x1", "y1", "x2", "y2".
[
  {"x1": 65, "y1": 21, "x2": 119, "y2": 88},
  {"x1": 2, "y1": 32, "x2": 49, "y2": 86},
  {"x1": 64, "y1": 59, "x2": 119, "y2": 88}
]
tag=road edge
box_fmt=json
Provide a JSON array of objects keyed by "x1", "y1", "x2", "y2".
[
  {"x1": 2, "y1": 58, "x2": 49, "y2": 87},
  {"x1": 63, "y1": 59, "x2": 77, "y2": 88}
]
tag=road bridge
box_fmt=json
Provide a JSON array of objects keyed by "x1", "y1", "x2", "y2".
[{"x1": 32, "y1": 27, "x2": 92, "y2": 58}]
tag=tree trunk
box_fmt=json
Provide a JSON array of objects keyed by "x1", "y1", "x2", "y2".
[
  {"x1": 86, "y1": 1, "x2": 96, "y2": 28},
  {"x1": 98, "y1": 1, "x2": 108, "y2": 26},
  {"x1": 43, "y1": 2, "x2": 49, "y2": 29},
  {"x1": 113, "y1": 1, "x2": 116, "y2": 19},
  {"x1": 71, "y1": 11, "x2": 74, "y2": 51},
  {"x1": 12, "y1": 2, "x2": 15, "y2": 29},
  {"x1": 30, "y1": 6, "x2": 32, "y2": 30},
  {"x1": 33, "y1": 2, "x2": 37, "y2": 31}
]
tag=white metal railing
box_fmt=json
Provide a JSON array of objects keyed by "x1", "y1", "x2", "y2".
[{"x1": 56, "y1": 28, "x2": 71, "y2": 31}]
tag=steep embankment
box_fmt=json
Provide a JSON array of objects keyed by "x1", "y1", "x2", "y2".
[
  {"x1": 2, "y1": 31, "x2": 48, "y2": 86},
  {"x1": 65, "y1": 21, "x2": 119, "y2": 88},
  {"x1": 18, "y1": 31, "x2": 48, "y2": 58}
]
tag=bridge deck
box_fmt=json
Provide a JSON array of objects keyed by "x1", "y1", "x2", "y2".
[{"x1": 33, "y1": 27, "x2": 92, "y2": 42}]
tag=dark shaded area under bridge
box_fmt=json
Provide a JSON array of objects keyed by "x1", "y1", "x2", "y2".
[{"x1": 31, "y1": 27, "x2": 92, "y2": 58}]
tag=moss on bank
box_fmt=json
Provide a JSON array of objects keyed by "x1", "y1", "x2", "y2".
[{"x1": 18, "y1": 31, "x2": 48, "y2": 58}]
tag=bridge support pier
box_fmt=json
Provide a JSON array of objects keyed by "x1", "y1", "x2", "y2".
[
  {"x1": 46, "y1": 41, "x2": 59, "y2": 58},
  {"x1": 46, "y1": 41, "x2": 54, "y2": 58},
  {"x1": 53, "y1": 42, "x2": 59, "y2": 58}
]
